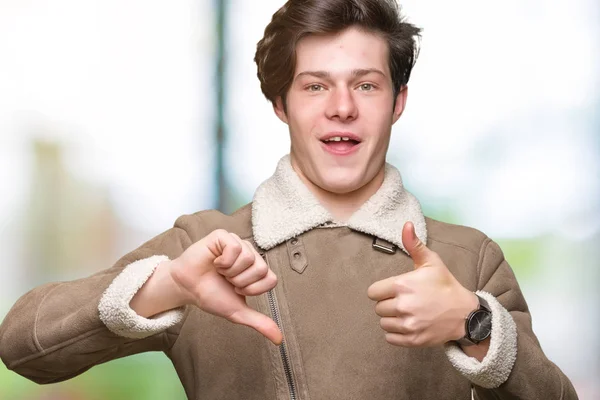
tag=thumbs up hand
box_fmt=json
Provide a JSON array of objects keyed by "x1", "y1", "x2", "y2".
[{"x1": 367, "y1": 222, "x2": 479, "y2": 348}]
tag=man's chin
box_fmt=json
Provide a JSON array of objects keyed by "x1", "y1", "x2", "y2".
[{"x1": 315, "y1": 174, "x2": 365, "y2": 195}]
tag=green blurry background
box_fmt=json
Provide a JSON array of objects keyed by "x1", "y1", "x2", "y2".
[{"x1": 1, "y1": 0, "x2": 598, "y2": 399}]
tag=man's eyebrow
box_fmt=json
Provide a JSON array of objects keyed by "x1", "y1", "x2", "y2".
[
  {"x1": 351, "y1": 68, "x2": 386, "y2": 78},
  {"x1": 294, "y1": 68, "x2": 386, "y2": 81},
  {"x1": 294, "y1": 70, "x2": 331, "y2": 80}
]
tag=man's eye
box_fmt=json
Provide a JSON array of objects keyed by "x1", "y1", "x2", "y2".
[
  {"x1": 359, "y1": 83, "x2": 374, "y2": 91},
  {"x1": 308, "y1": 84, "x2": 324, "y2": 92}
]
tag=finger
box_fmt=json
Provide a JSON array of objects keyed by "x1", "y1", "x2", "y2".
[
  {"x1": 217, "y1": 240, "x2": 256, "y2": 277},
  {"x1": 229, "y1": 307, "x2": 283, "y2": 345},
  {"x1": 367, "y1": 276, "x2": 401, "y2": 301},
  {"x1": 228, "y1": 256, "x2": 269, "y2": 287},
  {"x1": 228, "y1": 232, "x2": 242, "y2": 240},
  {"x1": 374, "y1": 298, "x2": 406, "y2": 317},
  {"x1": 402, "y1": 221, "x2": 435, "y2": 269},
  {"x1": 234, "y1": 270, "x2": 278, "y2": 296},
  {"x1": 384, "y1": 332, "x2": 418, "y2": 347},
  {"x1": 213, "y1": 232, "x2": 243, "y2": 268},
  {"x1": 379, "y1": 317, "x2": 411, "y2": 334}
]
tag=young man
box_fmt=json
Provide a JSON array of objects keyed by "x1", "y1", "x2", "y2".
[{"x1": 0, "y1": 1, "x2": 578, "y2": 399}]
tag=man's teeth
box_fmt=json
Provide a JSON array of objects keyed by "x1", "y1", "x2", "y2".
[{"x1": 325, "y1": 137, "x2": 351, "y2": 142}]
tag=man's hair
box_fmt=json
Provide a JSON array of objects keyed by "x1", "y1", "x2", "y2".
[{"x1": 254, "y1": 0, "x2": 421, "y2": 110}]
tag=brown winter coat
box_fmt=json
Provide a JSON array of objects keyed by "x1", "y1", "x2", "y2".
[{"x1": 0, "y1": 156, "x2": 578, "y2": 399}]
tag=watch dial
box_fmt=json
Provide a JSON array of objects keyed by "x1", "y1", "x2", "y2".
[{"x1": 468, "y1": 310, "x2": 492, "y2": 341}]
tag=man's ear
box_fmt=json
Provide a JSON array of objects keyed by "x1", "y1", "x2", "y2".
[
  {"x1": 273, "y1": 97, "x2": 289, "y2": 124},
  {"x1": 392, "y1": 85, "x2": 408, "y2": 125}
]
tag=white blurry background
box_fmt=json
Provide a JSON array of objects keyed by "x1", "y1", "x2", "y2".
[{"x1": 0, "y1": 0, "x2": 598, "y2": 399}]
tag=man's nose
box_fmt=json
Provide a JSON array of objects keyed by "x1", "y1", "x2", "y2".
[{"x1": 325, "y1": 88, "x2": 358, "y2": 122}]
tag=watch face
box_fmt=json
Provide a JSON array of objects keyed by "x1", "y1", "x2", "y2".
[{"x1": 468, "y1": 310, "x2": 492, "y2": 342}]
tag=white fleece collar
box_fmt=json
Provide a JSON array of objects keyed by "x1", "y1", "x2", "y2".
[{"x1": 252, "y1": 155, "x2": 427, "y2": 253}]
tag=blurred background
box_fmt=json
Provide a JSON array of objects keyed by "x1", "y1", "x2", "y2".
[{"x1": 0, "y1": 0, "x2": 598, "y2": 399}]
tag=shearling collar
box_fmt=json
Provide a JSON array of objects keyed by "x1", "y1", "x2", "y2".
[{"x1": 252, "y1": 155, "x2": 427, "y2": 253}]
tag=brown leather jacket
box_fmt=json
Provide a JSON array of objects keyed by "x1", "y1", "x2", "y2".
[{"x1": 0, "y1": 156, "x2": 578, "y2": 399}]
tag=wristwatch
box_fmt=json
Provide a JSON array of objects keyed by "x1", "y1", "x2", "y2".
[{"x1": 456, "y1": 294, "x2": 492, "y2": 346}]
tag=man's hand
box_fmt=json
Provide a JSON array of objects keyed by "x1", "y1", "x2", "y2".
[
  {"x1": 131, "y1": 229, "x2": 282, "y2": 345},
  {"x1": 367, "y1": 222, "x2": 478, "y2": 348}
]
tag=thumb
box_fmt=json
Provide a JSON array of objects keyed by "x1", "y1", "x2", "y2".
[
  {"x1": 229, "y1": 307, "x2": 283, "y2": 345},
  {"x1": 402, "y1": 221, "x2": 434, "y2": 269}
]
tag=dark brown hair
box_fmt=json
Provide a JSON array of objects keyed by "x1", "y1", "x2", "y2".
[{"x1": 254, "y1": 0, "x2": 421, "y2": 110}]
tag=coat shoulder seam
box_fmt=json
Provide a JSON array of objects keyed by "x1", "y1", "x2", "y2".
[
  {"x1": 6, "y1": 326, "x2": 109, "y2": 369},
  {"x1": 427, "y1": 237, "x2": 482, "y2": 257},
  {"x1": 33, "y1": 283, "x2": 64, "y2": 353}
]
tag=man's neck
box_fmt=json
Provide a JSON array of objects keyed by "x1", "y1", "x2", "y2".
[{"x1": 290, "y1": 163, "x2": 386, "y2": 222}]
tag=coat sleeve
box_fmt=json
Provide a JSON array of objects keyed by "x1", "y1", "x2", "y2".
[
  {"x1": 446, "y1": 238, "x2": 579, "y2": 399},
  {"x1": 0, "y1": 214, "x2": 200, "y2": 384}
]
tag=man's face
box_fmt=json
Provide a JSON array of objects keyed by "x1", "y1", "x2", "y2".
[{"x1": 274, "y1": 26, "x2": 407, "y2": 195}]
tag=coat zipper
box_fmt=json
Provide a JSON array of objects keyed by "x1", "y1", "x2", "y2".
[{"x1": 267, "y1": 289, "x2": 298, "y2": 400}]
